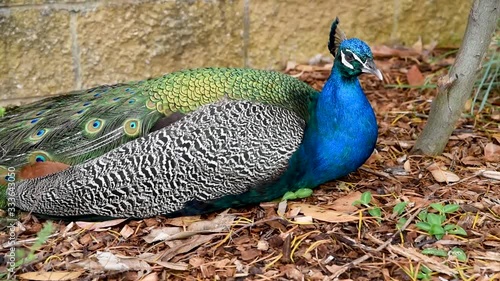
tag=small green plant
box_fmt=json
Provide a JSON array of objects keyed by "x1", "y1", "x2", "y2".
[
  {"x1": 421, "y1": 248, "x2": 448, "y2": 257},
  {"x1": 422, "y1": 246, "x2": 467, "y2": 263},
  {"x1": 0, "y1": 221, "x2": 54, "y2": 280},
  {"x1": 416, "y1": 265, "x2": 433, "y2": 280},
  {"x1": 393, "y1": 202, "x2": 408, "y2": 215},
  {"x1": 449, "y1": 247, "x2": 467, "y2": 262},
  {"x1": 0, "y1": 107, "x2": 5, "y2": 117},
  {"x1": 282, "y1": 188, "x2": 313, "y2": 201},
  {"x1": 13, "y1": 222, "x2": 53, "y2": 275},
  {"x1": 471, "y1": 37, "x2": 499, "y2": 114},
  {"x1": 393, "y1": 202, "x2": 409, "y2": 230},
  {"x1": 415, "y1": 203, "x2": 467, "y2": 239},
  {"x1": 401, "y1": 263, "x2": 434, "y2": 281},
  {"x1": 353, "y1": 191, "x2": 382, "y2": 221}
]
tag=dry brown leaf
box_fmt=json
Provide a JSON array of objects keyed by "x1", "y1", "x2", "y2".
[
  {"x1": 280, "y1": 264, "x2": 304, "y2": 281},
  {"x1": 240, "y1": 248, "x2": 260, "y2": 261},
  {"x1": 461, "y1": 156, "x2": 483, "y2": 166},
  {"x1": 427, "y1": 163, "x2": 460, "y2": 183},
  {"x1": 163, "y1": 216, "x2": 201, "y2": 227},
  {"x1": 162, "y1": 234, "x2": 219, "y2": 262},
  {"x1": 484, "y1": 143, "x2": 500, "y2": 162},
  {"x1": 74, "y1": 260, "x2": 104, "y2": 271},
  {"x1": 75, "y1": 219, "x2": 127, "y2": 231},
  {"x1": 296, "y1": 64, "x2": 315, "y2": 72},
  {"x1": 403, "y1": 160, "x2": 411, "y2": 172},
  {"x1": 120, "y1": 224, "x2": 134, "y2": 239},
  {"x1": 189, "y1": 257, "x2": 206, "y2": 267},
  {"x1": 330, "y1": 191, "x2": 362, "y2": 212},
  {"x1": 287, "y1": 206, "x2": 302, "y2": 218},
  {"x1": 325, "y1": 264, "x2": 348, "y2": 276},
  {"x1": 18, "y1": 271, "x2": 84, "y2": 281},
  {"x1": 95, "y1": 251, "x2": 151, "y2": 271},
  {"x1": 277, "y1": 200, "x2": 288, "y2": 215},
  {"x1": 480, "y1": 170, "x2": 500, "y2": 181},
  {"x1": 143, "y1": 227, "x2": 182, "y2": 243},
  {"x1": 155, "y1": 261, "x2": 189, "y2": 271},
  {"x1": 257, "y1": 240, "x2": 269, "y2": 251},
  {"x1": 143, "y1": 214, "x2": 235, "y2": 243},
  {"x1": 294, "y1": 216, "x2": 313, "y2": 223},
  {"x1": 187, "y1": 214, "x2": 235, "y2": 232},
  {"x1": 407, "y1": 65, "x2": 425, "y2": 86},
  {"x1": 141, "y1": 273, "x2": 159, "y2": 281},
  {"x1": 371, "y1": 45, "x2": 420, "y2": 58},
  {"x1": 289, "y1": 203, "x2": 358, "y2": 223}
]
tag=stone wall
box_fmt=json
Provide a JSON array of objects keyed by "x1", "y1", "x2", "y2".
[{"x1": 0, "y1": 0, "x2": 472, "y2": 105}]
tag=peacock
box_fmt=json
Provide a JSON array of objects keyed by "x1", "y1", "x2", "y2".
[{"x1": 3, "y1": 18, "x2": 382, "y2": 220}]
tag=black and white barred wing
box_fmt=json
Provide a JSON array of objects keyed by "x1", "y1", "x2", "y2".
[{"x1": 15, "y1": 100, "x2": 306, "y2": 218}]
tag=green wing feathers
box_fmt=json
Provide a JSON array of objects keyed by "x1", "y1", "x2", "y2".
[{"x1": 0, "y1": 68, "x2": 317, "y2": 184}]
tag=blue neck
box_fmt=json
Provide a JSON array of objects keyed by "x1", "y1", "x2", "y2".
[
  {"x1": 291, "y1": 62, "x2": 378, "y2": 188},
  {"x1": 175, "y1": 63, "x2": 379, "y2": 214}
]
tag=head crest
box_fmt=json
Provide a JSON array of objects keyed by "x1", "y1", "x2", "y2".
[{"x1": 327, "y1": 17, "x2": 347, "y2": 57}]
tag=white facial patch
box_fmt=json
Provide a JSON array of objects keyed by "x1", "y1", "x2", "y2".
[
  {"x1": 345, "y1": 49, "x2": 370, "y2": 70},
  {"x1": 340, "y1": 50, "x2": 354, "y2": 69}
]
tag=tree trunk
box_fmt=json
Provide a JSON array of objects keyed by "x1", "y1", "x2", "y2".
[{"x1": 411, "y1": 0, "x2": 499, "y2": 155}]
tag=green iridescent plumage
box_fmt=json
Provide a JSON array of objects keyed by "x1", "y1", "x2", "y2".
[{"x1": 0, "y1": 68, "x2": 316, "y2": 189}]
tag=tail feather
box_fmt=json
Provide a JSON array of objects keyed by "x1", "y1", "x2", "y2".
[{"x1": 0, "y1": 68, "x2": 317, "y2": 191}]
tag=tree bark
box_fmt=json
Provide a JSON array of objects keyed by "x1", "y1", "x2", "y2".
[{"x1": 412, "y1": 0, "x2": 499, "y2": 155}]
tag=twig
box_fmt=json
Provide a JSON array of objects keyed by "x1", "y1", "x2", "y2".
[
  {"x1": 328, "y1": 206, "x2": 422, "y2": 278},
  {"x1": 232, "y1": 217, "x2": 284, "y2": 235},
  {"x1": 359, "y1": 166, "x2": 400, "y2": 182}
]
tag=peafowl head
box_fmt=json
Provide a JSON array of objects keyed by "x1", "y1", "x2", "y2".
[{"x1": 328, "y1": 18, "x2": 383, "y2": 80}]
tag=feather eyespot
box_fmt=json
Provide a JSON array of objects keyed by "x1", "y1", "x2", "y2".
[
  {"x1": 30, "y1": 128, "x2": 48, "y2": 141},
  {"x1": 0, "y1": 166, "x2": 15, "y2": 185},
  {"x1": 29, "y1": 118, "x2": 40, "y2": 124},
  {"x1": 128, "y1": 99, "x2": 135, "y2": 104},
  {"x1": 83, "y1": 102, "x2": 92, "y2": 107},
  {"x1": 72, "y1": 108, "x2": 88, "y2": 117},
  {"x1": 28, "y1": 151, "x2": 51, "y2": 164},
  {"x1": 94, "y1": 93, "x2": 102, "y2": 98},
  {"x1": 36, "y1": 110, "x2": 45, "y2": 116},
  {"x1": 112, "y1": 97, "x2": 121, "y2": 102},
  {"x1": 85, "y1": 118, "x2": 105, "y2": 134},
  {"x1": 123, "y1": 119, "x2": 141, "y2": 137}
]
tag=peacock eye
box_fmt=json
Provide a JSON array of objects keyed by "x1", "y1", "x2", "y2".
[{"x1": 344, "y1": 52, "x2": 354, "y2": 62}]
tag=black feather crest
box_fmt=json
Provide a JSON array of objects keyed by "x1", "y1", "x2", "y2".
[{"x1": 328, "y1": 17, "x2": 347, "y2": 57}]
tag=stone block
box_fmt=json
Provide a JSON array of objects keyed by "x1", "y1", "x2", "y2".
[
  {"x1": 77, "y1": 0, "x2": 245, "y2": 89},
  {"x1": 247, "y1": 0, "x2": 394, "y2": 69},
  {"x1": 0, "y1": 8, "x2": 74, "y2": 101},
  {"x1": 396, "y1": 0, "x2": 471, "y2": 46}
]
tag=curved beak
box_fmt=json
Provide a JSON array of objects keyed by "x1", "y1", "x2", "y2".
[{"x1": 361, "y1": 59, "x2": 383, "y2": 81}]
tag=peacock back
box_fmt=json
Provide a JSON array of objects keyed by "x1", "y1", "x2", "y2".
[{"x1": 0, "y1": 68, "x2": 317, "y2": 184}]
